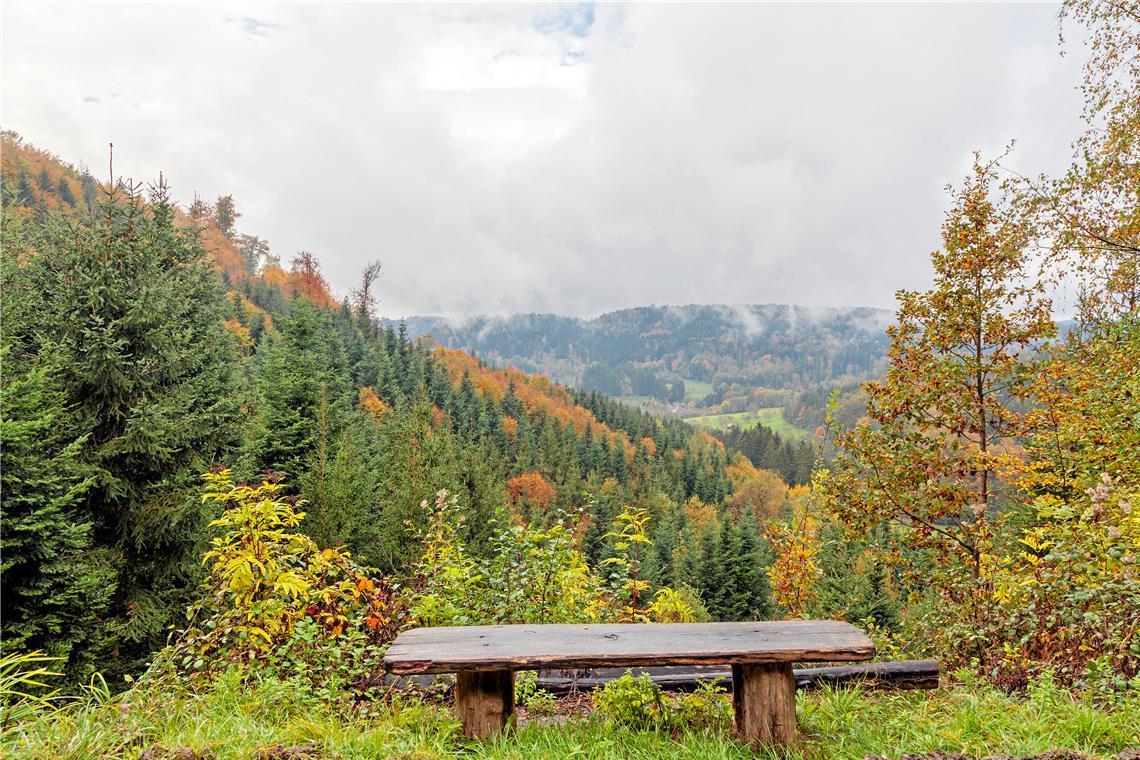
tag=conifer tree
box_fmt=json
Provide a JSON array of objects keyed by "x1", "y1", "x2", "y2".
[
  {"x1": 246, "y1": 301, "x2": 350, "y2": 480},
  {"x1": 6, "y1": 178, "x2": 240, "y2": 677},
  {"x1": 0, "y1": 311, "x2": 116, "y2": 660},
  {"x1": 693, "y1": 526, "x2": 727, "y2": 619},
  {"x1": 56, "y1": 176, "x2": 76, "y2": 206},
  {"x1": 298, "y1": 410, "x2": 383, "y2": 557},
  {"x1": 214, "y1": 194, "x2": 239, "y2": 238}
]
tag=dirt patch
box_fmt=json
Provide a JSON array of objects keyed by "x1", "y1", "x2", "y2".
[
  {"x1": 139, "y1": 749, "x2": 215, "y2": 760},
  {"x1": 255, "y1": 745, "x2": 318, "y2": 760},
  {"x1": 517, "y1": 691, "x2": 594, "y2": 726}
]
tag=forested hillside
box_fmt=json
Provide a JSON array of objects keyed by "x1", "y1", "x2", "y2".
[
  {"x1": 402, "y1": 305, "x2": 889, "y2": 418},
  {"x1": 405, "y1": 306, "x2": 890, "y2": 392},
  {"x1": 1, "y1": 132, "x2": 805, "y2": 685}
]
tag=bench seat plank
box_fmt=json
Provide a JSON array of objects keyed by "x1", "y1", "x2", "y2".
[{"x1": 383, "y1": 620, "x2": 873, "y2": 675}]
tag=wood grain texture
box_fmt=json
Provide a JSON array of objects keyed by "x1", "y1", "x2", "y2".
[
  {"x1": 383, "y1": 621, "x2": 873, "y2": 675},
  {"x1": 733, "y1": 663, "x2": 797, "y2": 748},
  {"x1": 455, "y1": 670, "x2": 514, "y2": 739},
  {"x1": 531, "y1": 659, "x2": 940, "y2": 693}
]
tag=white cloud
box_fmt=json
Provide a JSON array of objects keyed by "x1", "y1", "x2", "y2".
[{"x1": 1, "y1": 1, "x2": 1086, "y2": 318}]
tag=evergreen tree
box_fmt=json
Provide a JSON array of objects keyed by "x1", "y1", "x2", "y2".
[
  {"x1": 715, "y1": 517, "x2": 750, "y2": 620},
  {"x1": 6, "y1": 180, "x2": 241, "y2": 678},
  {"x1": 694, "y1": 526, "x2": 725, "y2": 619},
  {"x1": 0, "y1": 341, "x2": 115, "y2": 661},
  {"x1": 245, "y1": 301, "x2": 350, "y2": 480},
  {"x1": 214, "y1": 194, "x2": 239, "y2": 237},
  {"x1": 16, "y1": 171, "x2": 36, "y2": 206},
  {"x1": 81, "y1": 172, "x2": 99, "y2": 210},
  {"x1": 370, "y1": 399, "x2": 465, "y2": 571},
  {"x1": 298, "y1": 411, "x2": 383, "y2": 558},
  {"x1": 737, "y1": 512, "x2": 774, "y2": 620},
  {"x1": 56, "y1": 176, "x2": 76, "y2": 206}
]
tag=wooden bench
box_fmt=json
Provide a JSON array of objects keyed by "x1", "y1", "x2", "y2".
[{"x1": 382, "y1": 620, "x2": 874, "y2": 748}]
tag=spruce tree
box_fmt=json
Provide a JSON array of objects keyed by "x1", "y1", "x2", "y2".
[
  {"x1": 0, "y1": 339, "x2": 115, "y2": 661},
  {"x1": 245, "y1": 301, "x2": 350, "y2": 480},
  {"x1": 7, "y1": 179, "x2": 240, "y2": 677},
  {"x1": 298, "y1": 411, "x2": 383, "y2": 558},
  {"x1": 56, "y1": 177, "x2": 76, "y2": 206}
]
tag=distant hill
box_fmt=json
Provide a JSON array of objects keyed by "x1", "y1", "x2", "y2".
[{"x1": 398, "y1": 304, "x2": 891, "y2": 416}]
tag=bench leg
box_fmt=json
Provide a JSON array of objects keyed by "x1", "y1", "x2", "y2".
[
  {"x1": 732, "y1": 663, "x2": 797, "y2": 749},
  {"x1": 455, "y1": 670, "x2": 514, "y2": 739}
]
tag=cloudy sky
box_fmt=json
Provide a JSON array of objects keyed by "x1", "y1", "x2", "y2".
[{"x1": 2, "y1": 2, "x2": 1087, "y2": 318}]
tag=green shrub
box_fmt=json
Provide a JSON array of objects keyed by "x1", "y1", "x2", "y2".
[
  {"x1": 592, "y1": 672, "x2": 666, "y2": 730},
  {"x1": 522, "y1": 689, "x2": 558, "y2": 716},
  {"x1": 151, "y1": 470, "x2": 404, "y2": 701},
  {"x1": 674, "y1": 678, "x2": 732, "y2": 731},
  {"x1": 514, "y1": 670, "x2": 538, "y2": 705},
  {"x1": 592, "y1": 673, "x2": 732, "y2": 733}
]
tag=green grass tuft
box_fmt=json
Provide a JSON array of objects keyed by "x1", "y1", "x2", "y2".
[{"x1": 3, "y1": 679, "x2": 1137, "y2": 759}]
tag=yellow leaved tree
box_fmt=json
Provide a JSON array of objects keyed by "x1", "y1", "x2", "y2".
[{"x1": 160, "y1": 470, "x2": 402, "y2": 680}]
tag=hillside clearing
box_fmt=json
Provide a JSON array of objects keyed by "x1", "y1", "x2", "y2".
[{"x1": 684, "y1": 407, "x2": 811, "y2": 440}]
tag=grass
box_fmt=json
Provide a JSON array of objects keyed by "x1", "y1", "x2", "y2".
[
  {"x1": 685, "y1": 407, "x2": 811, "y2": 440},
  {"x1": 621, "y1": 396, "x2": 661, "y2": 408},
  {"x1": 4, "y1": 675, "x2": 1137, "y2": 759},
  {"x1": 683, "y1": 380, "x2": 714, "y2": 403}
]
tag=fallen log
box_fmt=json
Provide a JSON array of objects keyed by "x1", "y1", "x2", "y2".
[
  {"x1": 377, "y1": 659, "x2": 940, "y2": 694},
  {"x1": 533, "y1": 659, "x2": 940, "y2": 694}
]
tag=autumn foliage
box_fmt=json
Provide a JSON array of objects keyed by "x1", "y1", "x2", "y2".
[
  {"x1": 505, "y1": 472, "x2": 556, "y2": 513},
  {"x1": 807, "y1": 1, "x2": 1140, "y2": 688},
  {"x1": 1, "y1": 131, "x2": 338, "y2": 313},
  {"x1": 162, "y1": 471, "x2": 402, "y2": 681},
  {"x1": 764, "y1": 498, "x2": 820, "y2": 619},
  {"x1": 357, "y1": 386, "x2": 389, "y2": 421},
  {"x1": 435, "y1": 346, "x2": 636, "y2": 458}
]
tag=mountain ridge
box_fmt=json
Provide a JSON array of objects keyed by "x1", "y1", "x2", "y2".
[{"x1": 395, "y1": 303, "x2": 891, "y2": 408}]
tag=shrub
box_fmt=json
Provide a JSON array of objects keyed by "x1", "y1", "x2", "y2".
[
  {"x1": 592, "y1": 672, "x2": 665, "y2": 730},
  {"x1": 407, "y1": 491, "x2": 694, "y2": 627},
  {"x1": 153, "y1": 470, "x2": 404, "y2": 697},
  {"x1": 674, "y1": 678, "x2": 733, "y2": 731},
  {"x1": 646, "y1": 587, "x2": 699, "y2": 623},
  {"x1": 592, "y1": 672, "x2": 732, "y2": 733},
  {"x1": 522, "y1": 688, "x2": 558, "y2": 716},
  {"x1": 987, "y1": 472, "x2": 1140, "y2": 691},
  {"x1": 480, "y1": 514, "x2": 607, "y2": 624}
]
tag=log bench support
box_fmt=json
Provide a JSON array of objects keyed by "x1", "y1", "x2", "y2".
[
  {"x1": 732, "y1": 663, "x2": 797, "y2": 748},
  {"x1": 455, "y1": 670, "x2": 514, "y2": 738}
]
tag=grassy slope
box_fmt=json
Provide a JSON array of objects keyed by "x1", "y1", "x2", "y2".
[
  {"x1": 683, "y1": 379, "x2": 715, "y2": 403},
  {"x1": 6, "y1": 677, "x2": 1137, "y2": 759},
  {"x1": 685, "y1": 407, "x2": 810, "y2": 440}
]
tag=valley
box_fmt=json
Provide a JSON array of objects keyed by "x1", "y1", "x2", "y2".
[{"x1": 400, "y1": 303, "x2": 889, "y2": 435}]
